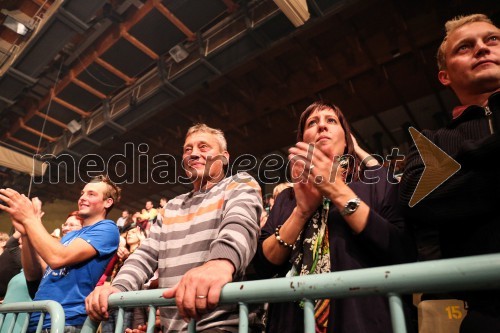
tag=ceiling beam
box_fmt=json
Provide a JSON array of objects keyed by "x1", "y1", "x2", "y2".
[
  {"x1": 19, "y1": 118, "x2": 57, "y2": 142},
  {"x1": 70, "y1": 70, "x2": 108, "y2": 99},
  {"x1": 5, "y1": 133, "x2": 38, "y2": 152},
  {"x1": 120, "y1": 27, "x2": 159, "y2": 60},
  {"x1": 35, "y1": 110, "x2": 68, "y2": 129},
  {"x1": 153, "y1": 0, "x2": 196, "y2": 41}
]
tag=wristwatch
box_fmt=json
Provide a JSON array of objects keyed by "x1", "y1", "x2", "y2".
[{"x1": 340, "y1": 197, "x2": 361, "y2": 216}]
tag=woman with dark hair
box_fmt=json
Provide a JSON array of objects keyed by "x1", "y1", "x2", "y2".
[{"x1": 254, "y1": 101, "x2": 416, "y2": 333}]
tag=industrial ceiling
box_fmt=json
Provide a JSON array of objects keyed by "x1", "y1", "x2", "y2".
[{"x1": 0, "y1": 0, "x2": 499, "y2": 212}]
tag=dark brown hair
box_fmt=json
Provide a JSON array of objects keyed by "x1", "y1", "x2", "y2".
[{"x1": 297, "y1": 101, "x2": 360, "y2": 181}]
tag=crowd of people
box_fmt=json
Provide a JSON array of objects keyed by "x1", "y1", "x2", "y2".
[{"x1": 0, "y1": 13, "x2": 498, "y2": 333}]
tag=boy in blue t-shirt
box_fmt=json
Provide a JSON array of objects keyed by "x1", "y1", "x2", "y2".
[{"x1": 0, "y1": 175, "x2": 121, "y2": 331}]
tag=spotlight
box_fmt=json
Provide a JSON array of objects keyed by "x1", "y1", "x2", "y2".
[
  {"x1": 67, "y1": 120, "x2": 82, "y2": 134},
  {"x1": 3, "y1": 16, "x2": 29, "y2": 35},
  {"x1": 169, "y1": 44, "x2": 189, "y2": 63}
]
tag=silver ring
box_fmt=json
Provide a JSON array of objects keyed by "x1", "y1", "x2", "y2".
[{"x1": 196, "y1": 295, "x2": 207, "y2": 299}]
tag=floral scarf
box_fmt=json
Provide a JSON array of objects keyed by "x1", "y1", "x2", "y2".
[{"x1": 290, "y1": 198, "x2": 331, "y2": 333}]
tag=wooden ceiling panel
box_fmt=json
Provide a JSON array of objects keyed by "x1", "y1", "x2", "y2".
[
  {"x1": 26, "y1": 115, "x2": 64, "y2": 138},
  {"x1": 2, "y1": 0, "x2": 500, "y2": 212},
  {"x1": 57, "y1": 82, "x2": 103, "y2": 111},
  {"x1": 162, "y1": 0, "x2": 227, "y2": 32},
  {"x1": 76, "y1": 63, "x2": 126, "y2": 96},
  {"x1": 100, "y1": 38, "x2": 156, "y2": 77},
  {"x1": 40, "y1": 102, "x2": 80, "y2": 126},
  {"x1": 128, "y1": 9, "x2": 185, "y2": 56}
]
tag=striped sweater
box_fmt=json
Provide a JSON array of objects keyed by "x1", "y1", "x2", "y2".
[{"x1": 112, "y1": 172, "x2": 263, "y2": 332}]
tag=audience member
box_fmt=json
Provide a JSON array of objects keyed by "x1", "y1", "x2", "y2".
[
  {"x1": 86, "y1": 123, "x2": 263, "y2": 332},
  {"x1": 0, "y1": 231, "x2": 8, "y2": 255},
  {"x1": 0, "y1": 229, "x2": 22, "y2": 300},
  {"x1": 259, "y1": 210, "x2": 269, "y2": 228},
  {"x1": 61, "y1": 210, "x2": 84, "y2": 236},
  {"x1": 1, "y1": 233, "x2": 36, "y2": 333},
  {"x1": 50, "y1": 228, "x2": 61, "y2": 240},
  {"x1": 399, "y1": 13, "x2": 500, "y2": 332},
  {"x1": 0, "y1": 271, "x2": 34, "y2": 333},
  {"x1": 272, "y1": 182, "x2": 293, "y2": 202},
  {"x1": 116, "y1": 209, "x2": 129, "y2": 231},
  {"x1": 0, "y1": 174, "x2": 121, "y2": 332},
  {"x1": 254, "y1": 101, "x2": 416, "y2": 333},
  {"x1": 137, "y1": 201, "x2": 158, "y2": 233},
  {"x1": 102, "y1": 227, "x2": 146, "y2": 333},
  {"x1": 131, "y1": 211, "x2": 141, "y2": 224},
  {"x1": 158, "y1": 197, "x2": 168, "y2": 216}
]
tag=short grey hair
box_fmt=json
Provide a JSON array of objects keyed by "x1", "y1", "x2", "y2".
[{"x1": 185, "y1": 123, "x2": 227, "y2": 151}]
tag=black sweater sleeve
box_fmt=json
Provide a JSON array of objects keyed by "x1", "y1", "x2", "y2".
[{"x1": 253, "y1": 188, "x2": 296, "y2": 279}]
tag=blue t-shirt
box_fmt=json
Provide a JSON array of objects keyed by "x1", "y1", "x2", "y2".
[{"x1": 29, "y1": 219, "x2": 119, "y2": 329}]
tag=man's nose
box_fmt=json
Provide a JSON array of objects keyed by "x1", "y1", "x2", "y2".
[
  {"x1": 475, "y1": 40, "x2": 491, "y2": 56},
  {"x1": 189, "y1": 149, "x2": 200, "y2": 158}
]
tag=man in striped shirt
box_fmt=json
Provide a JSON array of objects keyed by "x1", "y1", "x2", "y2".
[{"x1": 86, "y1": 124, "x2": 263, "y2": 332}]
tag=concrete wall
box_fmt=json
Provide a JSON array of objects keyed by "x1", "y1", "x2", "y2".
[{"x1": 0, "y1": 198, "x2": 120, "y2": 234}]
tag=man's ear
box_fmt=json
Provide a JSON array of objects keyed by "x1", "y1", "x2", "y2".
[
  {"x1": 438, "y1": 70, "x2": 451, "y2": 86},
  {"x1": 104, "y1": 197, "x2": 113, "y2": 209},
  {"x1": 223, "y1": 151, "x2": 229, "y2": 165}
]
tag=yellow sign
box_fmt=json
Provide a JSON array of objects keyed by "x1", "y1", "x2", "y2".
[{"x1": 408, "y1": 127, "x2": 461, "y2": 207}]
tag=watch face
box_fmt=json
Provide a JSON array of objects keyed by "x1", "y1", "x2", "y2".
[
  {"x1": 346, "y1": 201, "x2": 358, "y2": 211},
  {"x1": 342, "y1": 198, "x2": 360, "y2": 216}
]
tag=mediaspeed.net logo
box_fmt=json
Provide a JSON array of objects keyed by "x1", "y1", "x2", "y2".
[
  {"x1": 29, "y1": 127, "x2": 461, "y2": 205},
  {"x1": 31, "y1": 142, "x2": 406, "y2": 187}
]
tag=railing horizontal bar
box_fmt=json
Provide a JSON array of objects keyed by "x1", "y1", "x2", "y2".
[
  {"x1": 0, "y1": 301, "x2": 64, "y2": 314},
  {"x1": 0, "y1": 300, "x2": 65, "y2": 333},
  {"x1": 106, "y1": 254, "x2": 500, "y2": 308}
]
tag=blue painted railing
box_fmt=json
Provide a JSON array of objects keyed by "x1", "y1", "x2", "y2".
[
  {"x1": 78, "y1": 253, "x2": 500, "y2": 333},
  {"x1": 0, "y1": 300, "x2": 65, "y2": 333}
]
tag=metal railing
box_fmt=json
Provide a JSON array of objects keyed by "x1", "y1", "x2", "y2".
[
  {"x1": 0, "y1": 300, "x2": 65, "y2": 333},
  {"x1": 77, "y1": 253, "x2": 500, "y2": 333}
]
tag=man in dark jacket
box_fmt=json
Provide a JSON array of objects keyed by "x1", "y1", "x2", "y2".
[{"x1": 399, "y1": 13, "x2": 500, "y2": 333}]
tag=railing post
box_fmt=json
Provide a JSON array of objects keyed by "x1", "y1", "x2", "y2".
[
  {"x1": 147, "y1": 306, "x2": 156, "y2": 333},
  {"x1": 5, "y1": 313, "x2": 16, "y2": 333},
  {"x1": 114, "y1": 307, "x2": 124, "y2": 333},
  {"x1": 187, "y1": 319, "x2": 196, "y2": 333},
  {"x1": 35, "y1": 312, "x2": 45, "y2": 333},
  {"x1": 388, "y1": 293, "x2": 407, "y2": 333},
  {"x1": 81, "y1": 317, "x2": 100, "y2": 333},
  {"x1": 238, "y1": 302, "x2": 249, "y2": 333},
  {"x1": 303, "y1": 299, "x2": 315, "y2": 333}
]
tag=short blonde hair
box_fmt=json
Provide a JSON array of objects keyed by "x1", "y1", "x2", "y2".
[
  {"x1": 437, "y1": 14, "x2": 494, "y2": 70},
  {"x1": 185, "y1": 123, "x2": 227, "y2": 151}
]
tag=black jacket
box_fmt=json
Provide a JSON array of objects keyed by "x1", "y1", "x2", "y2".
[{"x1": 399, "y1": 92, "x2": 500, "y2": 308}]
